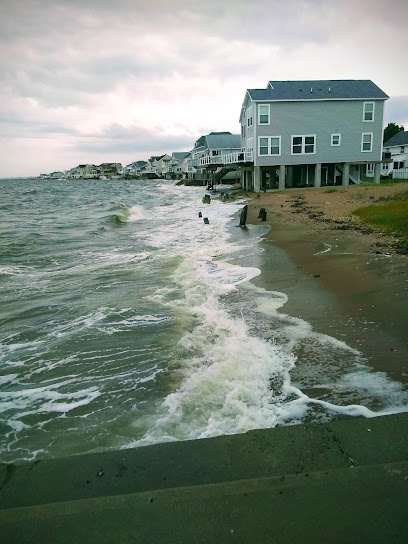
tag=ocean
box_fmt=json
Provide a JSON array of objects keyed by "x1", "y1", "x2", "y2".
[{"x1": 0, "y1": 178, "x2": 407, "y2": 463}]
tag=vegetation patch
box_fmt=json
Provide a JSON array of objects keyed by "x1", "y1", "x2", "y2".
[{"x1": 353, "y1": 199, "x2": 408, "y2": 251}]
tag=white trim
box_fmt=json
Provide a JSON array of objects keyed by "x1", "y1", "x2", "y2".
[
  {"x1": 361, "y1": 132, "x2": 373, "y2": 153},
  {"x1": 258, "y1": 136, "x2": 281, "y2": 157},
  {"x1": 363, "y1": 101, "x2": 375, "y2": 122},
  {"x1": 291, "y1": 134, "x2": 316, "y2": 155},
  {"x1": 258, "y1": 104, "x2": 270, "y2": 125},
  {"x1": 248, "y1": 98, "x2": 387, "y2": 103},
  {"x1": 331, "y1": 133, "x2": 341, "y2": 146}
]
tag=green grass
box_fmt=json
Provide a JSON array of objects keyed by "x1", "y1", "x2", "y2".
[
  {"x1": 324, "y1": 187, "x2": 338, "y2": 193},
  {"x1": 353, "y1": 199, "x2": 408, "y2": 250}
]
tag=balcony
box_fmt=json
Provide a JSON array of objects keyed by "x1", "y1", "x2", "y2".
[
  {"x1": 198, "y1": 151, "x2": 253, "y2": 167},
  {"x1": 224, "y1": 151, "x2": 253, "y2": 164}
]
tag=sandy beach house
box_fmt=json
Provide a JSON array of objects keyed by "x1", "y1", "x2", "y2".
[{"x1": 236, "y1": 80, "x2": 389, "y2": 191}]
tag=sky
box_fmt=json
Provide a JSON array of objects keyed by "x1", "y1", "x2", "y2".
[{"x1": 1, "y1": 0, "x2": 407, "y2": 177}]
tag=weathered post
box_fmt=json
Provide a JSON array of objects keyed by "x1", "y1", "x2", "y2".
[
  {"x1": 239, "y1": 205, "x2": 248, "y2": 226},
  {"x1": 203, "y1": 217, "x2": 210, "y2": 224}
]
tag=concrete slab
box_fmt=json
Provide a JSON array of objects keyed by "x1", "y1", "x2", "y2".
[
  {"x1": 1, "y1": 463, "x2": 407, "y2": 543},
  {"x1": 1, "y1": 414, "x2": 407, "y2": 542}
]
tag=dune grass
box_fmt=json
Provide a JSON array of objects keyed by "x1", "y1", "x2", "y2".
[{"x1": 353, "y1": 197, "x2": 408, "y2": 250}]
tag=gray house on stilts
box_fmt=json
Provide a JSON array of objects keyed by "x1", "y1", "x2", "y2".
[{"x1": 236, "y1": 80, "x2": 389, "y2": 191}]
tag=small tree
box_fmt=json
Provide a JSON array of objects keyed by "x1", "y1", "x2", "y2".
[{"x1": 383, "y1": 122, "x2": 404, "y2": 143}]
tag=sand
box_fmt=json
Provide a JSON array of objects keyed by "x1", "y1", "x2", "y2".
[{"x1": 245, "y1": 183, "x2": 408, "y2": 383}]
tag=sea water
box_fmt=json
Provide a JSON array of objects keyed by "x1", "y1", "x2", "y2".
[{"x1": 0, "y1": 178, "x2": 407, "y2": 462}]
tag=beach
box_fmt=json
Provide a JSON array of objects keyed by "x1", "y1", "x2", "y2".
[{"x1": 246, "y1": 183, "x2": 408, "y2": 385}]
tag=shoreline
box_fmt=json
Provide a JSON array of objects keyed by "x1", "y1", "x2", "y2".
[{"x1": 245, "y1": 183, "x2": 408, "y2": 383}]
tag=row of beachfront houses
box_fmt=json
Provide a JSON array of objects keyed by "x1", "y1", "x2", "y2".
[
  {"x1": 43, "y1": 80, "x2": 407, "y2": 188},
  {"x1": 128, "y1": 79, "x2": 407, "y2": 189}
]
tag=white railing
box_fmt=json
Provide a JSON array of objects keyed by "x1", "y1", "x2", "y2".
[
  {"x1": 224, "y1": 150, "x2": 253, "y2": 164},
  {"x1": 198, "y1": 151, "x2": 253, "y2": 167},
  {"x1": 198, "y1": 155, "x2": 224, "y2": 166}
]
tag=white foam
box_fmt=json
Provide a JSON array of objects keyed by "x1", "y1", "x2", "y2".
[{"x1": 128, "y1": 205, "x2": 147, "y2": 222}]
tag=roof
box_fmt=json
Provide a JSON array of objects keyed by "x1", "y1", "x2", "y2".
[
  {"x1": 247, "y1": 80, "x2": 389, "y2": 101},
  {"x1": 383, "y1": 131, "x2": 408, "y2": 147},
  {"x1": 205, "y1": 132, "x2": 241, "y2": 150},
  {"x1": 194, "y1": 136, "x2": 206, "y2": 149},
  {"x1": 172, "y1": 152, "x2": 189, "y2": 160}
]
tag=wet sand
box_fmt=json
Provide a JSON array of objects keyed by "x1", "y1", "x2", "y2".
[{"x1": 246, "y1": 183, "x2": 408, "y2": 383}]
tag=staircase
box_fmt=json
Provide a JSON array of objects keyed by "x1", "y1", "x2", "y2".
[
  {"x1": 336, "y1": 164, "x2": 362, "y2": 185},
  {"x1": 214, "y1": 165, "x2": 237, "y2": 183}
]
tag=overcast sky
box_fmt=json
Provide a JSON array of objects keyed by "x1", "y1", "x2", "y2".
[{"x1": 1, "y1": 0, "x2": 407, "y2": 177}]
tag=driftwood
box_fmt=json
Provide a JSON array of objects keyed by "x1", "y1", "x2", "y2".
[{"x1": 202, "y1": 194, "x2": 211, "y2": 204}]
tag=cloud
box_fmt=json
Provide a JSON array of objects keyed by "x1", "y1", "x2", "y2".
[
  {"x1": 0, "y1": 0, "x2": 407, "y2": 176},
  {"x1": 74, "y1": 123, "x2": 194, "y2": 154}
]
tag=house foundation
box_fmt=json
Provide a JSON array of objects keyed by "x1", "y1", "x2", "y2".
[{"x1": 242, "y1": 160, "x2": 389, "y2": 191}]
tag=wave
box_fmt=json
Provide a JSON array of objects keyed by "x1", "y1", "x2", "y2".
[{"x1": 106, "y1": 203, "x2": 146, "y2": 225}]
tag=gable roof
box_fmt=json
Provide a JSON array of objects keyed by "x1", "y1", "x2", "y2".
[
  {"x1": 205, "y1": 132, "x2": 241, "y2": 149},
  {"x1": 172, "y1": 152, "x2": 189, "y2": 160},
  {"x1": 194, "y1": 135, "x2": 206, "y2": 149},
  {"x1": 247, "y1": 80, "x2": 388, "y2": 101},
  {"x1": 383, "y1": 131, "x2": 408, "y2": 147}
]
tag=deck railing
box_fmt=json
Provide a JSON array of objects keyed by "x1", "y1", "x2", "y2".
[
  {"x1": 224, "y1": 151, "x2": 253, "y2": 164},
  {"x1": 198, "y1": 151, "x2": 253, "y2": 167}
]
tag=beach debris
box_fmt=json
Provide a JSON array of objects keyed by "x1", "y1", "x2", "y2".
[
  {"x1": 239, "y1": 205, "x2": 248, "y2": 226},
  {"x1": 258, "y1": 207, "x2": 266, "y2": 219},
  {"x1": 202, "y1": 194, "x2": 211, "y2": 204},
  {"x1": 203, "y1": 217, "x2": 210, "y2": 224},
  {"x1": 198, "y1": 212, "x2": 202, "y2": 218}
]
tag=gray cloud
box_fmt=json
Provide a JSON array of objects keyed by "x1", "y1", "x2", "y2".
[
  {"x1": 385, "y1": 97, "x2": 408, "y2": 128},
  {"x1": 73, "y1": 123, "x2": 194, "y2": 154},
  {"x1": 0, "y1": 0, "x2": 407, "y2": 176}
]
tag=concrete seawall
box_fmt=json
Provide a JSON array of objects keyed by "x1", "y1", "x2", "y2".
[{"x1": 1, "y1": 413, "x2": 407, "y2": 542}]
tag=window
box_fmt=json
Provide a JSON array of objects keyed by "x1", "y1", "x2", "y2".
[
  {"x1": 363, "y1": 102, "x2": 375, "y2": 122},
  {"x1": 241, "y1": 123, "x2": 246, "y2": 138},
  {"x1": 291, "y1": 135, "x2": 316, "y2": 155},
  {"x1": 401, "y1": 146, "x2": 405, "y2": 153},
  {"x1": 394, "y1": 161, "x2": 405, "y2": 169},
  {"x1": 361, "y1": 132, "x2": 373, "y2": 152},
  {"x1": 331, "y1": 134, "x2": 341, "y2": 146},
  {"x1": 258, "y1": 136, "x2": 281, "y2": 156},
  {"x1": 258, "y1": 104, "x2": 270, "y2": 125},
  {"x1": 247, "y1": 137, "x2": 253, "y2": 152},
  {"x1": 212, "y1": 150, "x2": 220, "y2": 156},
  {"x1": 247, "y1": 107, "x2": 253, "y2": 128},
  {"x1": 367, "y1": 163, "x2": 374, "y2": 173}
]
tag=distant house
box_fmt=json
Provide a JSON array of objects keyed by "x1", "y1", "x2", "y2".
[
  {"x1": 169, "y1": 152, "x2": 189, "y2": 178},
  {"x1": 238, "y1": 80, "x2": 389, "y2": 190},
  {"x1": 154, "y1": 154, "x2": 172, "y2": 176},
  {"x1": 195, "y1": 132, "x2": 242, "y2": 184},
  {"x1": 144, "y1": 156, "x2": 162, "y2": 175},
  {"x1": 68, "y1": 164, "x2": 100, "y2": 179},
  {"x1": 99, "y1": 163, "x2": 122, "y2": 179},
  {"x1": 382, "y1": 131, "x2": 408, "y2": 179},
  {"x1": 198, "y1": 132, "x2": 242, "y2": 166},
  {"x1": 123, "y1": 161, "x2": 147, "y2": 176}
]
